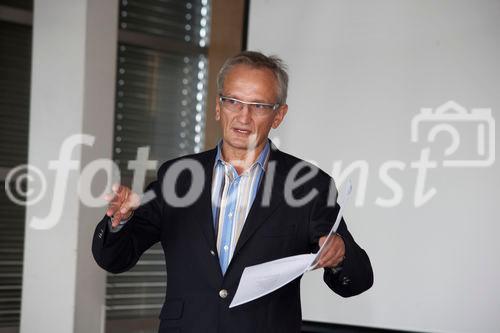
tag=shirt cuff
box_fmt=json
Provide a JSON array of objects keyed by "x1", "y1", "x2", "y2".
[
  {"x1": 107, "y1": 212, "x2": 134, "y2": 233},
  {"x1": 329, "y1": 265, "x2": 343, "y2": 275}
]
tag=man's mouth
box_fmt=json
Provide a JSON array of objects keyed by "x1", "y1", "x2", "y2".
[{"x1": 233, "y1": 128, "x2": 252, "y2": 135}]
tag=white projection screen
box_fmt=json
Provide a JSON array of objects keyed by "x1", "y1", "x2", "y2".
[{"x1": 247, "y1": 1, "x2": 500, "y2": 332}]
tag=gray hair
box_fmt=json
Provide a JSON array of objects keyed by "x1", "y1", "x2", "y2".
[{"x1": 216, "y1": 51, "x2": 289, "y2": 105}]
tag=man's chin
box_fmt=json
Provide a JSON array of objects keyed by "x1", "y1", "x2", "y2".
[{"x1": 224, "y1": 137, "x2": 259, "y2": 151}]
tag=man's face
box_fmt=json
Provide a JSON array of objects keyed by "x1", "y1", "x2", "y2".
[{"x1": 215, "y1": 65, "x2": 288, "y2": 155}]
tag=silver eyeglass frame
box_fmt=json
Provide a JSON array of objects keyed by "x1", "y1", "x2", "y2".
[{"x1": 218, "y1": 95, "x2": 280, "y2": 112}]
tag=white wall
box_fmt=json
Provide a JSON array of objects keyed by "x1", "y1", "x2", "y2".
[
  {"x1": 249, "y1": 1, "x2": 500, "y2": 332},
  {"x1": 20, "y1": 0, "x2": 118, "y2": 332}
]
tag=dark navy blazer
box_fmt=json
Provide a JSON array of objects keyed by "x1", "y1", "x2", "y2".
[{"x1": 92, "y1": 144, "x2": 373, "y2": 333}]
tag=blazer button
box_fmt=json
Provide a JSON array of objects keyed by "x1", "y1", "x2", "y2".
[
  {"x1": 342, "y1": 277, "x2": 351, "y2": 286},
  {"x1": 210, "y1": 250, "x2": 216, "y2": 256},
  {"x1": 219, "y1": 289, "x2": 228, "y2": 299}
]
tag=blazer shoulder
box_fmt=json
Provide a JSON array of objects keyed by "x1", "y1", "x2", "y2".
[
  {"x1": 273, "y1": 148, "x2": 334, "y2": 188},
  {"x1": 156, "y1": 148, "x2": 216, "y2": 179}
]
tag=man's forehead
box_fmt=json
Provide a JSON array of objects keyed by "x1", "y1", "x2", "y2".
[{"x1": 222, "y1": 65, "x2": 278, "y2": 99}]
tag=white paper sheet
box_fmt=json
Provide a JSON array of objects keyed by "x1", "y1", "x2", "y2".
[{"x1": 229, "y1": 181, "x2": 352, "y2": 308}]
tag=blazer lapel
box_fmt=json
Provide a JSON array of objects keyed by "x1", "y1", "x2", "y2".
[
  {"x1": 193, "y1": 148, "x2": 222, "y2": 272},
  {"x1": 228, "y1": 145, "x2": 288, "y2": 270}
]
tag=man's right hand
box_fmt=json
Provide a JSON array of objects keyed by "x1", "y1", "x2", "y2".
[{"x1": 104, "y1": 184, "x2": 141, "y2": 228}]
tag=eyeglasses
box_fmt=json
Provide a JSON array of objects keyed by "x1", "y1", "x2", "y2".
[{"x1": 219, "y1": 95, "x2": 280, "y2": 116}]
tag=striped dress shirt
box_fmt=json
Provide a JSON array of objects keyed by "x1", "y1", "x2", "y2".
[{"x1": 211, "y1": 140, "x2": 270, "y2": 274}]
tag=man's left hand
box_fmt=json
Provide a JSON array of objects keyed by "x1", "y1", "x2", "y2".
[{"x1": 316, "y1": 234, "x2": 345, "y2": 269}]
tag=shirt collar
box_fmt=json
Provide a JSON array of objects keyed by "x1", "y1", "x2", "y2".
[{"x1": 215, "y1": 139, "x2": 270, "y2": 172}]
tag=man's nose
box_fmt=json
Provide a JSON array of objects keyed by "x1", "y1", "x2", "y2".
[{"x1": 236, "y1": 104, "x2": 252, "y2": 123}]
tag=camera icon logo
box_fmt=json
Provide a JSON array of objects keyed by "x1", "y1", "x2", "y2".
[{"x1": 411, "y1": 100, "x2": 495, "y2": 167}]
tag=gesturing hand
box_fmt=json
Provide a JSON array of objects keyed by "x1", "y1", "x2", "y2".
[
  {"x1": 315, "y1": 234, "x2": 345, "y2": 269},
  {"x1": 104, "y1": 184, "x2": 140, "y2": 228}
]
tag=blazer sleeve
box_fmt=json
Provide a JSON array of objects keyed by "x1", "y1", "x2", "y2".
[
  {"x1": 308, "y1": 181, "x2": 374, "y2": 297},
  {"x1": 92, "y1": 177, "x2": 164, "y2": 274}
]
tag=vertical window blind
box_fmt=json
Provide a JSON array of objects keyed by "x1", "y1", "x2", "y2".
[
  {"x1": 106, "y1": 0, "x2": 211, "y2": 321},
  {"x1": 0, "y1": 20, "x2": 32, "y2": 328}
]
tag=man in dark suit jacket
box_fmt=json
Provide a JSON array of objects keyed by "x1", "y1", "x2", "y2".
[{"x1": 92, "y1": 51, "x2": 373, "y2": 333}]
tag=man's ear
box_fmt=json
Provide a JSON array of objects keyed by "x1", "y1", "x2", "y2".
[
  {"x1": 215, "y1": 96, "x2": 221, "y2": 121},
  {"x1": 272, "y1": 104, "x2": 288, "y2": 129}
]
